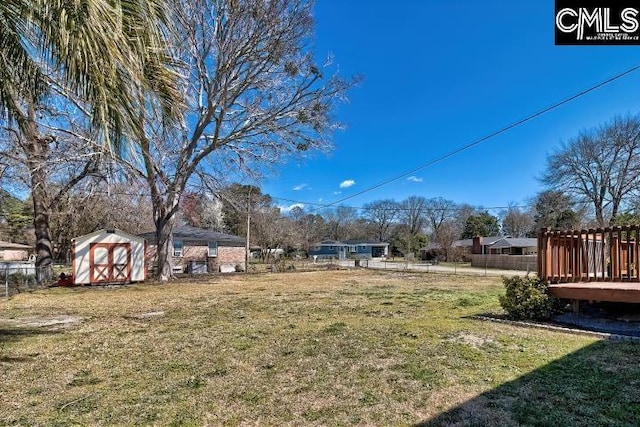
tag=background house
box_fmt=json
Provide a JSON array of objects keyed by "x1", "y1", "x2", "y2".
[
  {"x1": 140, "y1": 225, "x2": 246, "y2": 273},
  {"x1": 0, "y1": 241, "x2": 32, "y2": 261},
  {"x1": 309, "y1": 240, "x2": 389, "y2": 260},
  {"x1": 488, "y1": 237, "x2": 537, "y2": 255}
]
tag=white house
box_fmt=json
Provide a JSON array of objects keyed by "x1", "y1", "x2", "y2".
[{"x1": 71, "y1": 229, "x2": 147, "y2": 285}]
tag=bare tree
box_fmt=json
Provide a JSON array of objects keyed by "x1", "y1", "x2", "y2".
[
  {"x1": 288, "y1": 206, "x2": 326, "y2": 254},
  {"x1": 124, "y1": 0, "x2": 353, "y2": 279},
  {"x1": 363, "y1": 199, "x2": 400, "y2": 242},
  {"x1": 399, "y1": 196, "x2": 428, "y2": 236},
  {"x1": 324, "y1": 206, "x2": 360, "y2": 241},
  {"x1": 501, "y1": 204, "x2": 534, "y2": 237},
  {"x1": 424, "y1": 197, "x2": 458, "y2": 242},
  {"x1": 542, "y1": 115, "x2": 640, "y2": 226},
  {"x1": 48, "y1": 183, "x2": 154, "y2": 262},
  {"x1": 252, "y1": 206, "x2": 288, "y2": 261},
  {"x1": 429, "y1": 220, "x2": 456, "y2": 261}
]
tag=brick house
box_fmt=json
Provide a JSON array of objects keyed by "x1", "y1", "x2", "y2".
[{"x1": 140, "y1": 226, "x2": 246, "y2": 273}]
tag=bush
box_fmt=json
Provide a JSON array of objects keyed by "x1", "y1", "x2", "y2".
[{"x1": 499, "y1": 276, "x2": 561, "y2": 320}]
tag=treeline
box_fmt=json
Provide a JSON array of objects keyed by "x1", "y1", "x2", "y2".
[{"x1": 179, "y1": 184, "x2": 586, "y2": 261}]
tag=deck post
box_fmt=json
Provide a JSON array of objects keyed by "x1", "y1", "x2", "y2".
[{"x1": 571, "y1": 299, "x2": 580, "y2": 313}]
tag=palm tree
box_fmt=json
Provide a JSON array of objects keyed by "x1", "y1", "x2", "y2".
[{"x1": 0, "y1": 0, "x2": 180, "y2": 278}]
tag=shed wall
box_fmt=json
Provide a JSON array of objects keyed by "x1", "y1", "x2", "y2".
[{"x1": 73, "y1": 231, "x2": 146, "y2": 284}]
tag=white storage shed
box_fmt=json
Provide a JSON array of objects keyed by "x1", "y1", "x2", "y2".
[{"x1": 71, "y1": 229, "x2": 147, "y2": 285}]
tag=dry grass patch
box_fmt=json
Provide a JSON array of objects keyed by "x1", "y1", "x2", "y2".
[{"x1": 0, "y1": 270, "x2": 637, "y2": 426}]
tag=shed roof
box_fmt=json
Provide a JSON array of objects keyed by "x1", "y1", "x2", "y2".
[
  {"x1": 72, "y1": 228, "x2": 145, "y2": 243},
  {"x1": 139, "y1": 225, "x2": 245, "y2": 246}
]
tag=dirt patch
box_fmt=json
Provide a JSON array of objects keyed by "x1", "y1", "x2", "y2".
[
  {"x1": 447, "y1": 333, "x2": 494, "y2": 348},
  {"x1": 0, "y1": 315, "x2": 83, "y2": 329}
]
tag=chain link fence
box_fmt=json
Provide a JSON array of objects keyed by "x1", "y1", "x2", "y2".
[
  {"x1": 2, "y1": 263, "x2": 53, "y2": 298},
  {"x1": 337, "y1": 258, "x2": 530, "y2": 277}
]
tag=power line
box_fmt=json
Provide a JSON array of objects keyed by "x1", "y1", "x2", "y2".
[{"x1": 310, "y1": 63, "x2": 640, "y2": 211}]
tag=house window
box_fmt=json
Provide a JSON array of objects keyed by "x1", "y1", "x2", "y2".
[
  {"x1": 360, "y1": 245, "x2": 366, "y2": 250},
  {"x1": 349, "y1": 246, "x2": 357, "y2": 252},
  {"x1": 329, "y1": 246, "x2": 334, "y2": 250},
  {"x1": 173, "y1": 240, "x2": 183, "y2": 257},
  {"x1": 208, "y1": 241, "x2": 218, "y2": 257}
]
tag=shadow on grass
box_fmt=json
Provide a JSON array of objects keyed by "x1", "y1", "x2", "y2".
[{"x1": 416, "y1": 340, "x2": 640, "y2": 427}]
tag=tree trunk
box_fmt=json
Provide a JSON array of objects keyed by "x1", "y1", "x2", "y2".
[
  {"x1": 31, "y1": 172, "x2": 53, "y2": 281},
  {"x1": 154, "y1": 214, "x2": 176, "y2": 281},
  {"x1": 23, "y1": 106, "x2": 54, "y2": 282},
  {"x1": 153, "y1": 194, "x2": 180, "y2": 281}
]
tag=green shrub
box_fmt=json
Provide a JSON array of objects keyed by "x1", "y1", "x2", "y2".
[{"x1": 499, "y1": 275, "x2": 561, "y2": 320}]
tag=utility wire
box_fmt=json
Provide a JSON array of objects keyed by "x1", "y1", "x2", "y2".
[{"x1": 310, "y1": 63, "x2": 640, "y2": 211}]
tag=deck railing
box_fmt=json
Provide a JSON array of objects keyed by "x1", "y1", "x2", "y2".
[{"x1": 538, "y1": 226, "x2": 640, "y2": 283}]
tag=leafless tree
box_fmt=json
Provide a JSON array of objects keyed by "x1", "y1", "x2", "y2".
[
  {"x1": 435, "y1": 220, "x2": 463, "y2": 261},
  {"x1": 48, "y1": 182, "x2": 154, "y2": 262},
  {"x1": 123, "y1": 0, "x2": 354, "y2": 279},
  {"x1": 288, "y1": 206, "x2": 326, "y2": 254},
  {"x1": 399, "y1": 196, "x2": 428, "y2": 236},
  {"x1": 324, "y1": 206, "x2": 360, "y2": 241},
  {"x1": 423, "y1": 197, "x2": 459, "y2": 242},
  {"x1": 362, "y1": 199, "x2": 400, "y2": 242},
  {"x1": 542, "y1": 115, "x2": 640, "y2": 227},
  {"x1": 252, "y1": 206, "x2": 289, "y2": 261},
  {"x1": 500, "y1": 204, "x2": 534, "y2": 237}
]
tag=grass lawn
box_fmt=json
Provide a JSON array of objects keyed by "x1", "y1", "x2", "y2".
[{"x1": 1, "y1": 270, "x2": 639, "y2": 426}]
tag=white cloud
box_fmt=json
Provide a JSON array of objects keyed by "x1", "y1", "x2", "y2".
[
  {"x1": 293, "y1": 183, "x2": 308, "y2": 191},
  {"x1": 279, "y1": 203, "x2": 305, "y2": 213},
  {"x1": 333, "y1": 191, "x2": 342, "y2": 195},
  {"x1": 407, "y1": 176, "x2": 423, "y2": 183},
  {"x1": 339, "y1": 179, "x2": 355, "y2": 189}
]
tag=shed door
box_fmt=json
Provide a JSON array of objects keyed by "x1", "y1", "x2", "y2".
[{"x1": 90, "y1": 243, "x2": 131, "y2": 283}]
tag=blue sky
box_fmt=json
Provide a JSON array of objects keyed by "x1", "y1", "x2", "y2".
[{"x1": 261, "y1": 1, "x2": 640, "y2": 215}]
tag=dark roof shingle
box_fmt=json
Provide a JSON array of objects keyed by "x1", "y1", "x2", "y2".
[{"x1": 139, "y1": 225, "x2": 245, "y2": 246}]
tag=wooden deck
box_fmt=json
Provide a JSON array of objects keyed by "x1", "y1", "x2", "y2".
[
  {"x1": 549, "y1": 282, "x2": 640, "y2": 304},
  {"x1": 539, "y1": 226, "x2": 640, "y2": 305}
]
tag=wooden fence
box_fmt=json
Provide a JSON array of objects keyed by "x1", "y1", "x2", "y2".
[{"x1": 538, "y1": 227, "x2": 640, "y2": 283}]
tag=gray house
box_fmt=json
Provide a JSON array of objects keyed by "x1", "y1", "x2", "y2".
[{"x1": 309, "y1": 240, "x2": 389, "y2": 260}]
